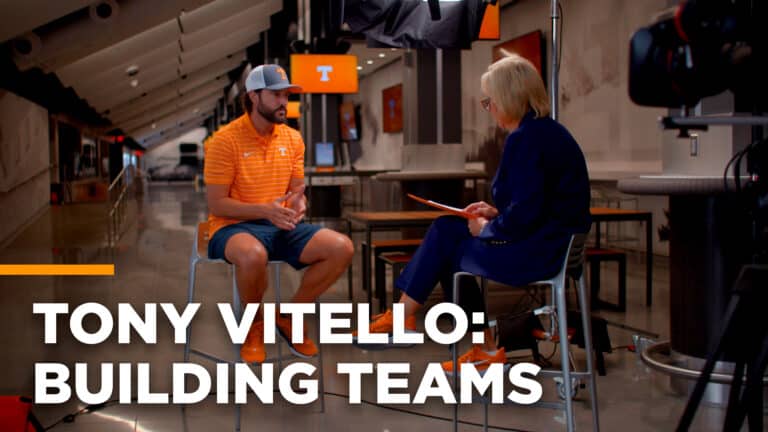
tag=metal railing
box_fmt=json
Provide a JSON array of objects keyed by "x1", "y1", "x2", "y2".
[{"x1": 106, "y1": 165, "x2": 137, "y2": 247}]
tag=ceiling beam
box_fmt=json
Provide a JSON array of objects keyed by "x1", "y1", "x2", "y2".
[
  {"x1": 15, "y1": 0, "x2": 215, "y2": 72},
  {"x1": 112, "y1": 78, "x2": 227, "y2": 127},
  {"x1": 119, "y1": 84, "x2": 225, "y2": 132},
  {"x1": 106, "y1": 53, "x2": 245, "y2": 120},
  {"x1": 128, "y1": 96, "x2": 218, "y2": 139},
  {"x1": 0, "y1": 0, "x2": 94, "y2": 44},
  {"x1": 141, "y1": 121, "x2": 209, "y2": 149}
]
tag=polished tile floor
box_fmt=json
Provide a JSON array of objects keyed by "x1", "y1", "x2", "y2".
[{"x1": 0, "y1": 183, "x2": 761, "y2": 431}]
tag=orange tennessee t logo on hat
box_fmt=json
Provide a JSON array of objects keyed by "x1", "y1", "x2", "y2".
[{"x1": 275, "y1": 66, "x2": 288, "y2": 81}]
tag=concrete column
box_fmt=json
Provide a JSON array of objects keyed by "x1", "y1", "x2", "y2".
[{"x1": 402, "y1": 49, "x2": 462, "y2": 146}]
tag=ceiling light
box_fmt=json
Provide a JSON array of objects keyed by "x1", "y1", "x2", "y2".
[
  {"x1": 129, "y1": 79, "x2": 139, "y2": 88},
  {"x1": 125, "y1": 64, "x2": 139, "y2": 76},
  {"x1": 357, "y1": 66, "x2": 363, "y2": 70},
  {"x1": 378, "y1": 53, "x2": 386, "y2": 58},
  {"x1": 366, "y1": 60, "x2": 374, "y2": 65}
]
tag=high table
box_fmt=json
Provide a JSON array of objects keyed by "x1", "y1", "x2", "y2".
[
  {"x1": 347, "y1": 211, "x2": 447, "y2": 305},
  {"x1": 305, "y1": 169, "x2": 391, "y2": 220},
  {"x1": 590, "y1": 207, "x2": 654, "y2": 307}
]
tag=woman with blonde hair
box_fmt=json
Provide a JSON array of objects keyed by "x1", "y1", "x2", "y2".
[{"x1": 357, "y1": 54, "x2": 591, "y2": 371}]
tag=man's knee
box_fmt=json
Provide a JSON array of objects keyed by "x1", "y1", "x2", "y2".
[
  {"x1": 227, "y1": 240, "x2": 268, "y2": 269},
  {"x1": 320, "y1": 232, "x2": 354, "y2": 262},
  {"x1": 334, "y1": 234, "x2": 355, "y2": 263},
  {"x1": 308, "y1": 230, "x2": 354, "y2": 263}
]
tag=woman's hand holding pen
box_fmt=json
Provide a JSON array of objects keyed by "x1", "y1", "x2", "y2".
[
  {"x1": 464, "y1": 201, "x2": 499, "y2": 219},
  {"x1": 464, "y1": 201, "x2": 497, "y2": 237},
  {"x1": 468, "y1": 216, "x2": 488, "y2": 237}
]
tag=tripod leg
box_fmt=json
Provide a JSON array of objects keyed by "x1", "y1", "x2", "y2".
[
  {"x1": 743, "y1": 333, "x2": 768, "y2": 432},
  {"x1": 722, "y1": 333, "x2": 768, "y2": 432},
  {"x1": 676, "y1": 293, "x2": 741, "y2": 431},
  {"x1": 722, "y1": 360, "x2": 746, "y2": 431}
]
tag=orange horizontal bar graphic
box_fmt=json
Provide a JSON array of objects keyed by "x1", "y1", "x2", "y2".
[{"x1": 0, "y1": 265, "x2": 115, "y2": 276}]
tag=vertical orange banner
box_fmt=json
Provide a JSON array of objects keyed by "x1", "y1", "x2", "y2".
[{"x1": 479, "y1": 2, "x2": 500, "y2": 40}]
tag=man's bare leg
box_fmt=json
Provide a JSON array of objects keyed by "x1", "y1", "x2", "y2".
[
  {"x1": 294, "y1": 229, "x2": 354, "y2": 302},
  {"x1": 224, "y1": 233, "x2": 270, "y2": 362},
  {"x1": 224, "y1": 233, "x2": 269, "y2": 316}
]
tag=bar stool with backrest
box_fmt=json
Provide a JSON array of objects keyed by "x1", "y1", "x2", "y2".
[
  {"x1": 184, "y1": 221, "x2": 325, "y2": 431},
  {"x1": 451, "y1": 234, "x2": 599, "y2": 432}
]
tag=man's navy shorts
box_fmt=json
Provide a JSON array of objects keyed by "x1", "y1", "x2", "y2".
[{"x1": 208, "y1": 220, "x2": 323, "y2": 270}]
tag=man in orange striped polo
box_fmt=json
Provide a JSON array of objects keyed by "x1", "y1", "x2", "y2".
[{"x1": 204, "y1": 64, "x2": 354, "y2": 363}]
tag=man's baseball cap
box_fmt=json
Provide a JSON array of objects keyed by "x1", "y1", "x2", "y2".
[{"x1": 244, "y1": 64, "x2": 302, "y2": 93}]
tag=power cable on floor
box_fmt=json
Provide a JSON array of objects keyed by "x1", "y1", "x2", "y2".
[
  {"x1": 42, "y1": 390, "x2": 539, "y2": 431},
  {"x1": 323, "y1": 391, "x2": 534, "y2": 432}
]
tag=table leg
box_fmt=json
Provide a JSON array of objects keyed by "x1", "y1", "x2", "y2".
[
  {"x1": 347, "y1": 219, "x2": 353, "y2": 301},
  {"x1": 358, "y1": 176, "x2": 364, "y2": 211},
  {"x1": 307, "y1": 176, "x2": 313, "y2": 222},
  {"x1": 595, "y1": 221, "x2": 602, "y2": 248},
  {"x1": 590, "y1": 259, "x2": 602, "y2": 310},
  {"x1": 364, "y1": 228, "x2": 372, "y2": 304},
  {"x1": 374, "y1": 255, "x2": 386, "y2": 312},
  {"x1": 646, "y1": 214, "x2": 653, "y2": 307}
]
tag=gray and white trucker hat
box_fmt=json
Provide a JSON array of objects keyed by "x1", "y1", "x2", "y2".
[{"x1": 244, "y1": 64, "x2": 302, "y2": 93}]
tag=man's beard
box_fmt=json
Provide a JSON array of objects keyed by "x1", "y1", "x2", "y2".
[{"x1": 256, "y1": 102, "x2": 286, "y2": 124}]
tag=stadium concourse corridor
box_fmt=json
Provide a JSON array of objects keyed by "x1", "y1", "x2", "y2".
[{"x1": 0, "y1": 183, "x2": 757, "y2": 431}]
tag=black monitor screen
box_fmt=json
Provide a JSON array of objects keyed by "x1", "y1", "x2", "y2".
[{"x1": 315, "y1": 142, "x2": 335, "y2": 167}]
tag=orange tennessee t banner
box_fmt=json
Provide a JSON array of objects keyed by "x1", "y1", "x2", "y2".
[{"x1": 290, "y1": 54, "x2": 359, "y2": 94}]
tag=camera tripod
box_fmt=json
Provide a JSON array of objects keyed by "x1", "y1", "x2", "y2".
[{"x1": 676, "y1": 264, "x2": 768, "y2": 431}]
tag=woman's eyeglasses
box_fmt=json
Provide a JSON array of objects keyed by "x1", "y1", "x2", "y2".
[{"x1": 480, "y1": 97, "x2": 491, "y2": 111}]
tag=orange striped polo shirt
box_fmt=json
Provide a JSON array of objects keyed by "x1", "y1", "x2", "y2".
[{"x1": 204, "y1": 114, "x2": 305, "y2": 236}]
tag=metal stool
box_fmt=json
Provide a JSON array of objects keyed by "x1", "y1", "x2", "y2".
[
  {"x1": 184, "y1": 222, "x2": 325, "y2": 431},
  {"x1": 451, "y1": 234, "x2": 600, "y2": 432}
]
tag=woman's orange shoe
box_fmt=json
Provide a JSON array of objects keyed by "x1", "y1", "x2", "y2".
[{"x1": 441, "y1": 345, "x2": 506, "y2": 375}]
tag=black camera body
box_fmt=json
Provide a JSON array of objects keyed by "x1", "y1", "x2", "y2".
[{"x1": 629, "y1": 0, "x2": 766, "y2": 110}]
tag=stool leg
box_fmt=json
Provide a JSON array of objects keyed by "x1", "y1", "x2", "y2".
[
  {"x1": 375, "y1": 254, "x2": 386, "y2": 312},
  {"x1": 347, "y1": 219, "x2": 354, "y2": 301},
  {"x1": 451, "y1": 273, "x2": 462, "y2": 432},
  {"x1": 234, "y1": 405, "x2": 241, "y2": 432},
  {"x1": 479, "y1": 278, "x2": 490, "y2": 432},
  {"x1": 555, "y1": 279, "x2": 575, "y2": 432},
  {"x1": 184, "y1": 258, "x2": 198, "y2": 363},
  {"x1": 231, "y1": 266, "x2": 243, "y2": 432},
  {"x1": 316, "y1": 298, "x2": 326, "y2": 413},
  {"x1": 274, "y1": 263, "x2": 283, "y2": 373},
  {"x1": 361, "y1": 243, "x2": 370, "y2": 303},
  {"x1": 590, "y1": 259, "x2": 601, "y2": 310},
  {"x1": 232, "y1": 268, "x2": 242, "y2": 362},
  {"x1": 618, "y1": 256, "x2": 627, "y2": 312},
  {"x1": 232, "y1": 269, "x2": 242, "y2": 431},
  {"x1": 450, "y1": 272, "x2": 474, "y2": 432},
  {"x1": 576, "y1": 274, "x2": 600, "y2": 431}
]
